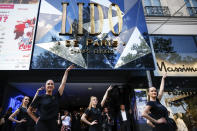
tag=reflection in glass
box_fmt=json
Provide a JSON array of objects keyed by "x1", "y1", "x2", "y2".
[{"x1": 32, "y1": 0, "x2": 154, "y2": 69}]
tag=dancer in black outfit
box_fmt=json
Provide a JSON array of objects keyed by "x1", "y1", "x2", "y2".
[
  {"x1": 81, "y1": 86, "x2": 112, "y2": 131},
  {"x1": 27, "y1": 65, "x2": 74, "y2": 131},
  {"x1": 9, "y1": 96, "x2": 31, "y2": 131},
  {"x1": 142, "y1": 73, "x2": 177, "y2": 131}
]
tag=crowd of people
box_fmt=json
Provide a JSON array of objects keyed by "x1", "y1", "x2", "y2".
[
  {"x1": 0, "y1": 65, "x2": 133, "y2": 131},
  {"x1": 0, "y1": 65, "x2": 178, "y2": 131}
]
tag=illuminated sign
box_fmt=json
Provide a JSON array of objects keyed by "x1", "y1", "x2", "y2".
[{"x1": 32, "y1": 0, "x2": 154, "y2": 69}]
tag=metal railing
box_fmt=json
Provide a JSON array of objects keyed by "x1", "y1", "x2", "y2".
[
  {"x1": 145, "y1": 6, "x2": 171, "y2": 16},
  {"x1": 187, "y1": 7, "x2": 197, "y2": 16}
]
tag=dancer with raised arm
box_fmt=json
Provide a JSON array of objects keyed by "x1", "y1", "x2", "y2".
[
  {"x1": 27, "y1": 65, "x2": 74, "y2": 131},
  {"x1": 32, "y1": 86, "x2": 44, "y2": 102},
  {"x1": 81, "y1": 86, "x2": 112, "y2": 131},
  {"x1": 142, "y1": 73, "x2": 177, "y2": 131}
]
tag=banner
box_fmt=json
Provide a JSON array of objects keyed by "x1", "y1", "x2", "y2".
[
  {"x1": 0, "y1": 0, "x2": 40, "y2": 70},
  {"x1": 31, "y1": 0, "x2": 154, "y2": 69}
]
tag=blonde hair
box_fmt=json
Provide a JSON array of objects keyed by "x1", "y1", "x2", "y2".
[{"x1": 88, "y1": 96, "x2": 97, "y2": 110}]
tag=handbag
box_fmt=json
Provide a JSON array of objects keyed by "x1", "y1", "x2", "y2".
[{"x1": 167, "y1": 118, "x2": 177, "y2": 130}]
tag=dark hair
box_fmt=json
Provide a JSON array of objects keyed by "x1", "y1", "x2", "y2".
[{"x1": 46, "y1": 79, "x2": 54, "y2": 83}]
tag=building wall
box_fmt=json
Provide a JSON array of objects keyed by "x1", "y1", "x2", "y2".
[{"x1": 142, "y1": 0, "x2": 197, "y2": 35}]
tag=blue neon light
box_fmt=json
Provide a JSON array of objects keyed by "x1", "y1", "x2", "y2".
[{"x1": 7, "y1": 95, "x2": 24, "y2": 112}]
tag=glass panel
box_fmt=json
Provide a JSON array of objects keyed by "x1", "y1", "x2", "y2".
[
  {"x1": 152, "y1": 36, "x2": 197, "y2": 53},
  {"x1": 191, "y1": 0, "x2": 197, "y2": 7},
  {"x1": 185, "y1": 0, "x2": 192, "y2": 7},
  {"x1": 152, "y1": 35, "x2": 197, "y2": 76},
  {"x1": 144, "y1": 0, "x2": 151, "y2": 6},
  {"x1": 151, "y1": 0, "x2": 161, "y2": 6}
]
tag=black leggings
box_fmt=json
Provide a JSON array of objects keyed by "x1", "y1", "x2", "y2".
[
  {"x1": 89, "y1": 124, "x2": 102, "y2": 131},
  {"x1": 35, "y1": 119, "x2": 58, "y2": 131}
]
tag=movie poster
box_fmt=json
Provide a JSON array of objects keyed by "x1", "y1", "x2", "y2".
[{"x1": 0, "y1": 0, "x2": 39, "y2": 70}]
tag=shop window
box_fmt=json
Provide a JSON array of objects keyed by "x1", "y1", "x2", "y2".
[
  {"x1": 151, "y1": 35, "x2": 197, "y2": 53},
  {"x1": 144, "y1": 0, "x2": 170, "y2": 16},
  {"x1": 184, "y1": 0, "x2": 197, "y2": 16},
  {"x1": 151, "y1": 35, "x2": 197, "y2": 76}
]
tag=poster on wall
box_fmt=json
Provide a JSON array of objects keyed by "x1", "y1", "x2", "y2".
[
  {"x1": 134, "y1": 89, "x2": 152, "y2": 131},
  {"x1": 0, "y1": 0, "x2": 40, "y2": 70},
  {"x1": 151, "y1": 36, "x2": 197, "y2": 76},
  {"x1": 31, "y1": 0, "x2": 154, "y2": 69}
]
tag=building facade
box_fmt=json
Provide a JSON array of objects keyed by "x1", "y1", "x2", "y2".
[{"x1": 0, "y1": 0, "x2": 197, "y2": 130}]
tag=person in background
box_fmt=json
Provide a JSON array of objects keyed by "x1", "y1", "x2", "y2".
[
  {"x1": 61, "y1": 110, "x2": 71, "y2": 131},
  {"x1": 117, "y1": 104, "x2": 132, "y2": 131},
  {"x1": 101, "y1": 107, "x2": 113, "y2": 131},
  {"x1": 2, "y1": 107, "x2": 13, "y2": 131},
  {"x1": 81, "y1": 86, "x2": 112, "y2": 131},
  {"x1": 71, "y1": 110, "x2": 81, "y2": 131},
  {"x1": 27, "y1": 65, "x2": 74, "y2": 131},
  {"x1": 0, "y1": 106, "x2": 4, "y2": 130},
  {"x1": 58, "y1": 112, "x2": 62, "y2": 131}
]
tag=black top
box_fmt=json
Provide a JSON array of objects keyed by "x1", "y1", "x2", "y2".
[
  {"x1": 17, "y1": 106, "x2": 30, "y2": 121},
  {"x1": 31, "y1": 92, "x2": 61, "y2": 120},
  {"x1": 85, "y1": 105, "x2": 103, "y2": 124},
  {"x1": 27, "y1": 112, "x2": 39, "y2": 126},
  {"x1": 146, "y1": 99, "x2": 168, "y2": 120},
  {"x1": 17, "y1": 106, "x2": 32, "y2": 126}
]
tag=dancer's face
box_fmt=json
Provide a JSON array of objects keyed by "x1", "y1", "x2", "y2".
[
  {"x1": 91, "y1": 97, "x2": 98, "y2": 106},
  {"x1": 148, "y1": 87, "x2": 157, "y2": 98},
  {"x1": 45, "y1": 80, "x2": 54, "y2": 92},
  {"x1": 23, "y1": 96, "x2": 29, "y2": 105}
]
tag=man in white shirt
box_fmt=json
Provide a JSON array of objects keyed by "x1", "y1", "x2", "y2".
[
  {"x1": 118, "y1": 105, "x2": 132, "y2": 131},
  {"x1": 61, "y1": 110, "x2": 71, "y2": 131}
]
